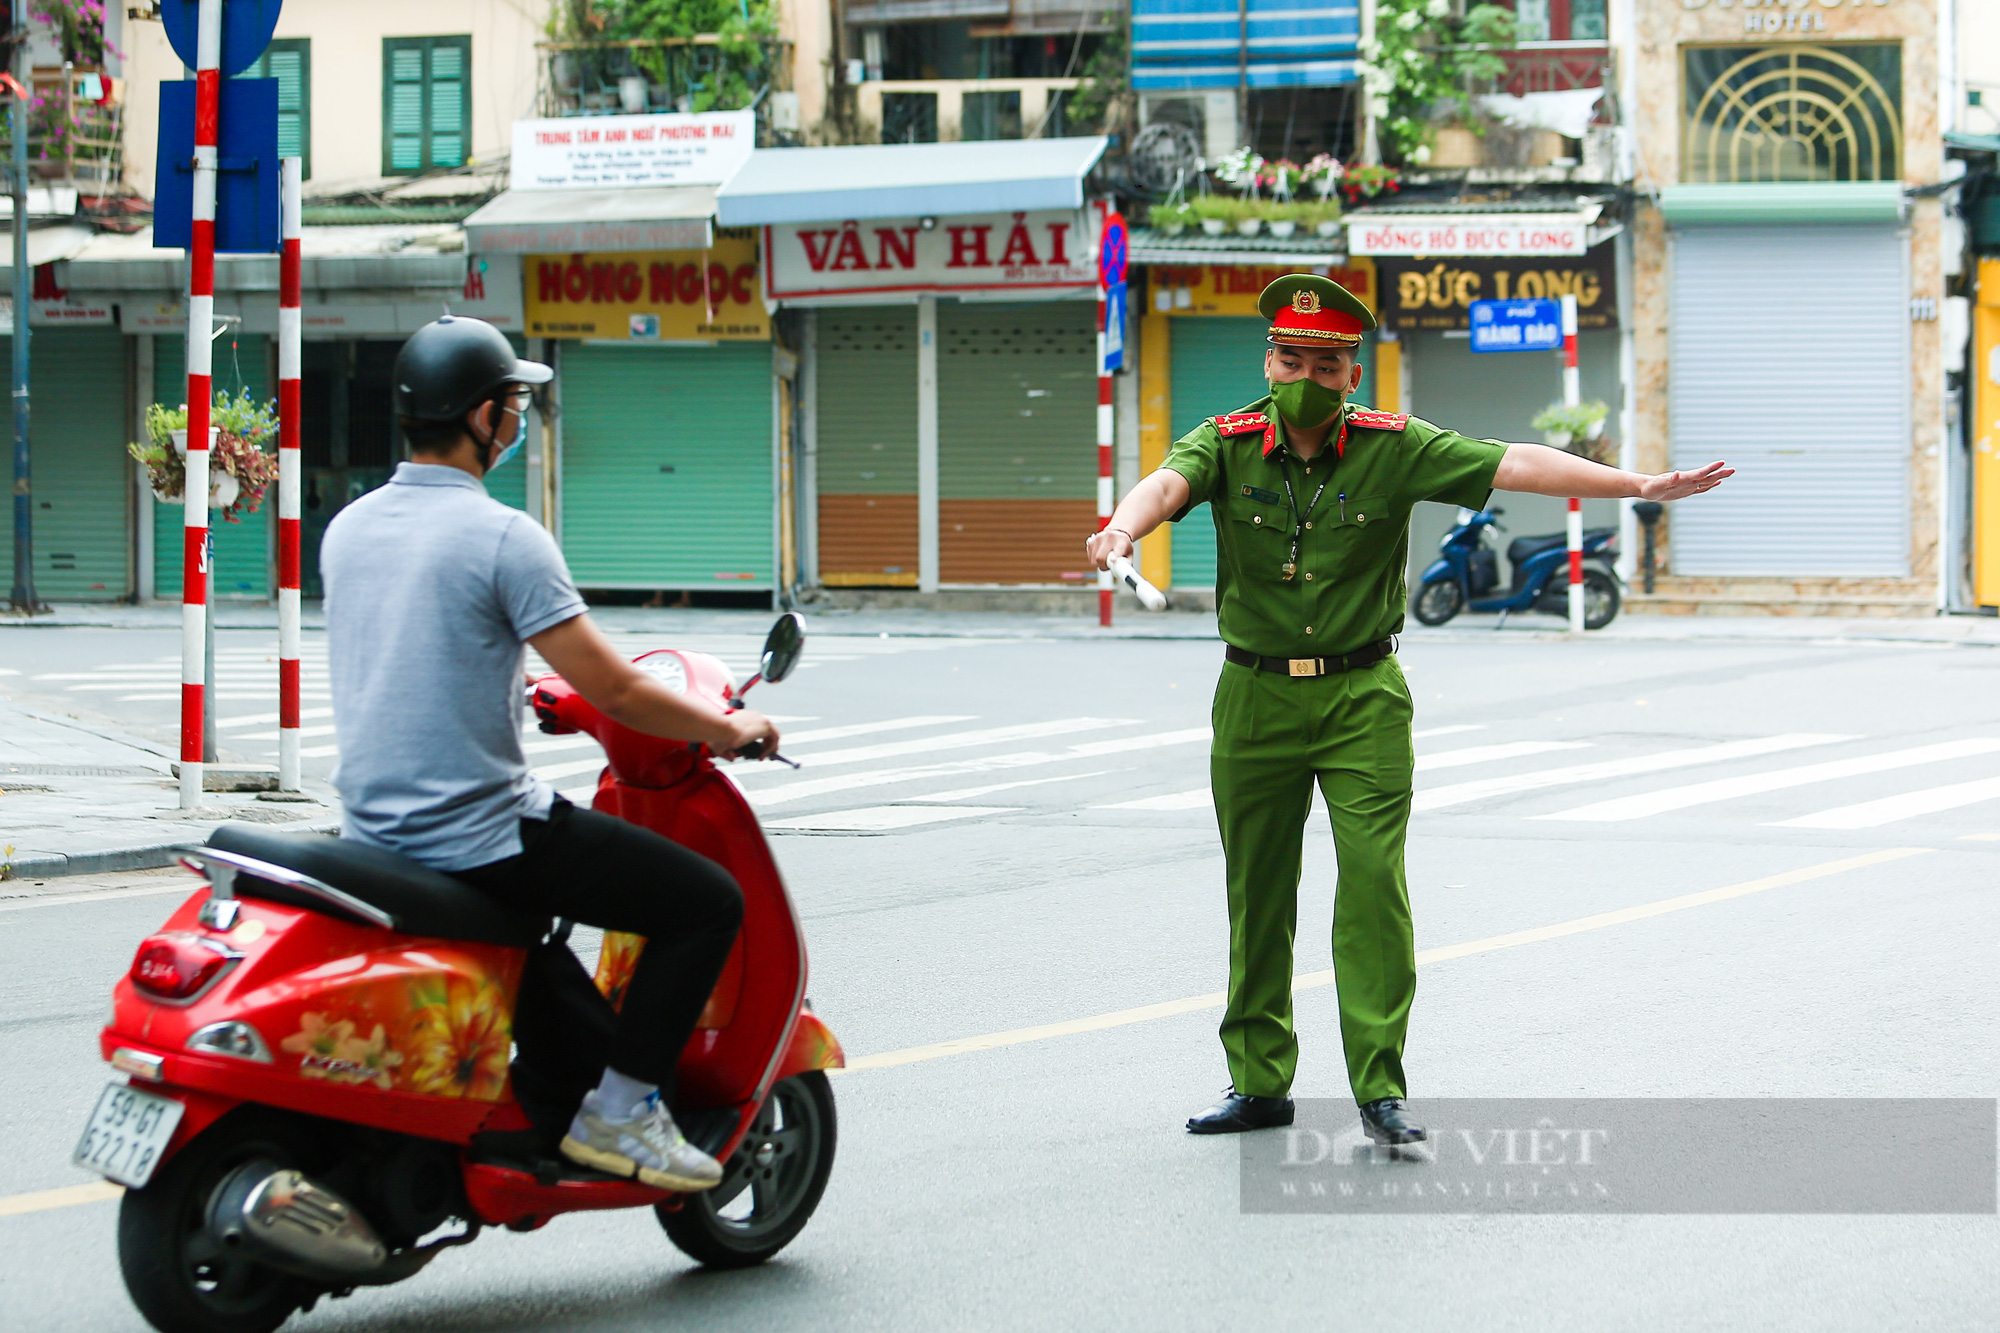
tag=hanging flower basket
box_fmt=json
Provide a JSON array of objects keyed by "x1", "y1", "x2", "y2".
[{"x1": 130, "y1": 393, "x2": 279, "y2": 522}]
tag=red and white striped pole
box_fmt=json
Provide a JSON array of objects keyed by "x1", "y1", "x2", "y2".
[
  {"x1": 178, "y1": 0, "x2": 221, "y2": 809},
  {"x1": 1561, "y1": 292, "x2": 1583, "y2": 633},
  {"x1": 1096, "y1": 278, "x2": 1114, "y2": 628},
  {"x1": 277, "y1": 157, "x2": 302, "y2": 790}
]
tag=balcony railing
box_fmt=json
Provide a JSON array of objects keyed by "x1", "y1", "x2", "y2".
[
  {"x1": 2, "y1": 68, "x2": 125, "y2": 186},
  {"x1": 1495, "y1": 43, "x2": 1610, "y2": 99},
  {"x1": 536, "y1": 37, "x2": 793, "y2": 120}
]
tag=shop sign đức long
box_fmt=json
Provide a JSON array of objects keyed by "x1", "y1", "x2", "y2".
[
  {"x1": 524, "y1": 230, "x2": 768, "y2": 340},
  {"x1": 764, "y1": 210, "x2": 1096, "y2": 302},
  {"x1": 1376, "y1": 252, "x2": 1618, "y2": 332}
]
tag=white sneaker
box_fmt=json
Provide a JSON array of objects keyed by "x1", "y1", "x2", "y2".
[{"x1": 560, "y1": 1090, "x2": 724, "y2": 1192}]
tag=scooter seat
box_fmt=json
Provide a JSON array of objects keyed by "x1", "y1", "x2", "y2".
[
  {"x1": 206, "y1": 824, "x2": 550, "y2": 947},
  {"x1": 1506, "y1": 529, "x2": 1617, "y2": 567}
]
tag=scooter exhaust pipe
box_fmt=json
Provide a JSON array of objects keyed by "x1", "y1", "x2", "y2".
[{"x1": 210, "y1": 1162, "x2": 388, "y2": 1279}]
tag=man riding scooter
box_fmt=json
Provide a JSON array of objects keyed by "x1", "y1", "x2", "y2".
[{"x1": 319, "y1": 316, "x2": 780, "y2": 1191}]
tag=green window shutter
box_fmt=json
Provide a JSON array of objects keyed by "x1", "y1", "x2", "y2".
[
  {"x1": 383, "y1": 36, "x2": 471, "y2": 175},
  {"x1": 428, "y1": 42, "x2": 466, "y2": 167},
  {"x1": 245, "y1": 40, "x2": 311, "y2": 179}
]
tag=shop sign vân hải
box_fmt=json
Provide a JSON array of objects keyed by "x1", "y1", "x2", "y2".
[
  {"x1": 524, "y1": 231, "x2": 768, "y2": 340},
  {"x1": 764, "y1": 210, "x2": 1095, "y2": 301},
  {"x1": 1375, "y1": 253, "x2": 1617, "y2": 332}
]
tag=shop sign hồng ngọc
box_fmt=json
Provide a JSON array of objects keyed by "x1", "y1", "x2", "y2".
[
  {"x1": 1375, "y1": 253, "x2": 1616, "y2": 332},
  {"x1": 525, "y1": 231, "x2": 768, "y2": 340},
  {"x1": 764, "y1": 210, "x2": 1095, "y2": 301}
]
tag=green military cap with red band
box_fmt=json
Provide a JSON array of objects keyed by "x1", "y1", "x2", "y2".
[{"x1": 1258, "y1": 273, "x2": 1377, "y2": 348}]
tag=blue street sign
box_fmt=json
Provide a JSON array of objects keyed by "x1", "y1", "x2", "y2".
[
  {"x1": 1104, "y1": 280, "x2": 1127, "y2": 372},
  {"x1": 1099, "y1": 211, "x2": 1128, "y2": 288},
  {"x1": 161, "y1": 0, "x2": 285, "y2": 79},
  {"x1": 154, "y1": 78, "x2": 281, "y2": 254},
  {"x1": 1468, "y1": 297, "x2": 1563, "y2": 353}
]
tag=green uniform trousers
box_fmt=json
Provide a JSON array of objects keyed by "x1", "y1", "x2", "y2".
[{"x1": 1210, "y1": 653, "x2": 1416, "y2": 1105}]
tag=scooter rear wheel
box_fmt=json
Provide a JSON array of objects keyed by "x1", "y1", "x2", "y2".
[
  {"x1": 117, "y1": 1111, "x2": 317, "y2": 1333},
  {"x1": 1412, "y1": 579, "x2": 1465, "y2": 627},
  {"x1": 1583, "y1": 568, "x2": 1621, "y2": 630},
  {"x1": 658, "y1": 1072, "x2": 836, "y2": 1268}
]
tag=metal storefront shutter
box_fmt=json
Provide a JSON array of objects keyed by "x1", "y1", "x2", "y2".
[
  {"x1": 816, "y1": 308, "x2": 919, "y2": 586},
  {"x1": 1166, "y1": 316, "x2": 1268, "y2": 591},
  {"x1": 937, "y1": 300, "x2": 1097, "y2": 585},
  {"x1": 560, "y1": 341, "x2": 773, "y2": 589},
  {"x1": 1670, "y1": 225, "x2": 1908, "y2": 575},
  {"x1": 151, "y1": 334, "x2": 273, "y2": 599},
  {"x1": 0, "y1": 328, "x2": 131, "y2": 599}
]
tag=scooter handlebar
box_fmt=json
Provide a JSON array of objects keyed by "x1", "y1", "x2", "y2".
[{"x1": 1107, "y1": 554, "x2": 1168, "y2": 611}]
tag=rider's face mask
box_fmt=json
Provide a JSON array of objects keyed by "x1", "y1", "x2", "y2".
[
  {"x1": 1267, "y1": 373, "x2": 1345, "y2": 431},
  {"x1": 481, "y1": 388, "x2": 531, "y2": 472}
]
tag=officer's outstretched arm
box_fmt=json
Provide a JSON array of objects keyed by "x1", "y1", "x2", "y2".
[
  {"x1": 1086, "y1": 469, "x2": 1192, "y2": 569},
  {"x1": 1493, "y1": 442, "x2": 1733, "y2": 503}
]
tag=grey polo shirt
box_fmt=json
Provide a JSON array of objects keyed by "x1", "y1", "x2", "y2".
[{"x1": 321, "y1": 462, "x2": 587, "y2": 871}]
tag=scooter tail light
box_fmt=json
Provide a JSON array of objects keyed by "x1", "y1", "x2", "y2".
[{"x1": 130, "y1": 933, "x2": 238, "y2": 1003}]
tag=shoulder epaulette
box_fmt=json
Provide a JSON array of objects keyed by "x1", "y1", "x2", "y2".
[
  {"x1": 1347, "y1": 409, "x2": 1409, "y2": 431},
  {"x1": 1211, "y1": 413, "x2": 1268, "y2": 436}
]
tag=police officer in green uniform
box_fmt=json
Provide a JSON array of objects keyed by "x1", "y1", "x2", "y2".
[{"x1": 1086, "y1": 274, "x2": 1730, "y2": 1142}]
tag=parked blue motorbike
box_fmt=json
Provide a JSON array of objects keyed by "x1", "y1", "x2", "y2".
[{"x1": 1412, "y1": 506, "x2": 1622, "y2": 629}]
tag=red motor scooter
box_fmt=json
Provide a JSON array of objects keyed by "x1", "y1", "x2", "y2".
[{"x1": 79, "y1": 614, "x2": 841, "y2": 1333}]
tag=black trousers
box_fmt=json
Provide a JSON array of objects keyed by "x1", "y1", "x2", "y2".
[{"x1": 455, "y1": 798, "x2": 744, "y2": 1109}]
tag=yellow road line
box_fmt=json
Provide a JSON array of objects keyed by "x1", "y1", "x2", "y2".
[
  {"x1": 0, "y1": 849, "x2": 1931, "y2": 1217},
  {"x1": 0, "y1": 1180, "x2": 121, "y2": 1218},
  {"x1": 838, "y1": 846, "x2": 1930, "y2": 1074}
]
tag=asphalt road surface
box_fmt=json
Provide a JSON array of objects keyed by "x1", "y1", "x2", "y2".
[{"x1": 2, "y1": 625, "x2": 1996, "y2": 1330}]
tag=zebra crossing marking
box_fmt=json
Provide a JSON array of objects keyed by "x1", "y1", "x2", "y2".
[
  {"x1": 1537, "y1": 738, "x2": 2000, "y2": 824},
  {"x1": 763, "y1": 805, "x2": 1021, "y2": 833},
  {"x1": 1772, "y1": 774, "x2": 2000, "y2": 830},
  {"x1": 1412, "y1": 733, "x2": 1851, "y2": 813}
]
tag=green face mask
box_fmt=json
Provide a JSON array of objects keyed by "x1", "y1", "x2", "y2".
[{"x1": 1269, "y1": 376, "x2": 1346, "y2": 430}]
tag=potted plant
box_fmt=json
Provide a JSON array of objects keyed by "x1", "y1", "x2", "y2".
[
  {"x1": 1336, "y1": 163, "x2": 1401, "y2": 205},
  {"x1": 130, "y1": 392, "x2": 281, "y2": 522},
  {"x1": 1147, "y1": 202, "x2": 1193, "y2": 236},
  {"x1": 1190, "y1": 195, "x2": 1236, "y2": 237},
  {"x1": 1530, "y1": 400, "x2": 1610, "y2": 453}
]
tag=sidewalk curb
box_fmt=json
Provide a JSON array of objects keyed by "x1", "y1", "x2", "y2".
[{"x1": 6, "y1": 818, "x2": 342, "y2": 881}]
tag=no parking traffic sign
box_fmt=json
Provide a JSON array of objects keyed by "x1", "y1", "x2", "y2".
[{"x1": 160, "y1": 0, "x2": 285, "y2": 78}]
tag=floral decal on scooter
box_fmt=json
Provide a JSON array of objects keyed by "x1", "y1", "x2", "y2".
[
  {"x1": 404, "y1": 975, "x2": 513, "y2": 1100},
  {"x1": 280, "y1": 1014, "x2": 404, "y2": 1091},
  {"x1": 595, "y1": 931, "x2": 646, "y2": 1012},
  {"x1": 273, "y1": 952, "x2": 518, "y2": 1101}
]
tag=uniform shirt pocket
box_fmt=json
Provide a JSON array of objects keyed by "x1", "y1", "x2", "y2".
[
  {"x1": 1304, "y1": 491, "x2": 1395, "y2": 583},
  {"x1": 1226, "y1": 493, "x2": 1294, "y2": 581}
]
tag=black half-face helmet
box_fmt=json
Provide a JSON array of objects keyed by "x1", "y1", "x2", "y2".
[{"x1": 393, "y1": 316, "x2": 552, "y2": 422}]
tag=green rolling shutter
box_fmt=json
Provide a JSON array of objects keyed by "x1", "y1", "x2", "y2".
[
  {"x1": 151, "y1": 335, "x2": 273, "y2": 600},
  {"x1": 0, "y1": 328, "x2": 131, "y2": 599},
  {"x1": 815, "y1": 308, "x2": 918, "y2": 584},
  {"x1": 936, "y1": 300, "x2": 1097, "y2": 584},
  {"x1": 559, "y1": 343, "x2": 773, "y2": 589},
  {"x1": 1166, "y1": 317, "x2": 1268, "y2": 591},
  {"x1": 384, "y1": 36, "x2": 470, "y2": 175},
  {"x1": 245, "y1": 39, "x2": 310, "y2": 178}
]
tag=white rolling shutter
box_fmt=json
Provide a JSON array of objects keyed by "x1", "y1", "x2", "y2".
[{"x1": 1669, "y1": 225, "x2": 1908, "y2": 576}]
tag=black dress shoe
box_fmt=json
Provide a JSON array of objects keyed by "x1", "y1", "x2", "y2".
[
  {"x1": 1359, "y1": 1096, "x2": 1427, "y2": 1145},
  {"x1": 1187, "y1": 1087, "x2": 1296, "y2": 1135}
]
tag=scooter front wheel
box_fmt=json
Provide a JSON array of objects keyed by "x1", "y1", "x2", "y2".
[
  {"x1": 1412, "y1": 579, "x2": 1465, "y2": 627},
  {"x1": 117, "y1": 1110, "x2": 318, "y2": 1333},
  {"x1": 1583, "y1": 567, "x2": 1621, "y2": 630},
  {"x1": 658, "y1": 1071, "x2": 836, "y2": 1269}
]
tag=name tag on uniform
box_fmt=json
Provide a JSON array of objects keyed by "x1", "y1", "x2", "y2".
[{"x1": 1240, "y1": 485, "x2": 1282, "y2": 506}]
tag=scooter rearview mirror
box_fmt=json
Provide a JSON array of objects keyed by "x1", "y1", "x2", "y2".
[{"x1": 760, "y1": 612, "x2": 807, "y2": 684}]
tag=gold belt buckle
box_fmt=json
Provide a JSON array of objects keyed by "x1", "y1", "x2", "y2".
[{"x1": 1288, "y1": 658, "x2": 1320, "y2": 677}]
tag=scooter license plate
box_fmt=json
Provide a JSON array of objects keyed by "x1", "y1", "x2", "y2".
[{"x1": 72, "y1": 1083, "x2": 184, "y2": 1188}]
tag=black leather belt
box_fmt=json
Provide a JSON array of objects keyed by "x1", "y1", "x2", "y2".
[{"x1": 1224, "y1": 638, "x2": 1395, "y2": 678}]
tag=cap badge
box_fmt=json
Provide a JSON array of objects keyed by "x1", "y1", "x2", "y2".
[{"x1": 1291, "y1": 290, "x2": 1322, "y2": 314}]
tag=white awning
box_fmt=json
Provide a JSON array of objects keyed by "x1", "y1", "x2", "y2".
[
  {"x1": 463, "y1": 186, "x2": 716, "y2": 254},
  {"x1": 715, "y1": 137, "x2": 1109, "y2": 226}
]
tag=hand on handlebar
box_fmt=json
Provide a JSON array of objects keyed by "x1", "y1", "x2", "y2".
[
  {"x1": 721, "y1": 709, "x2": 781, "y2": 761},
  {"x1": 1084, "y1": 527, "x2": 1134, "y2": 572}
]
